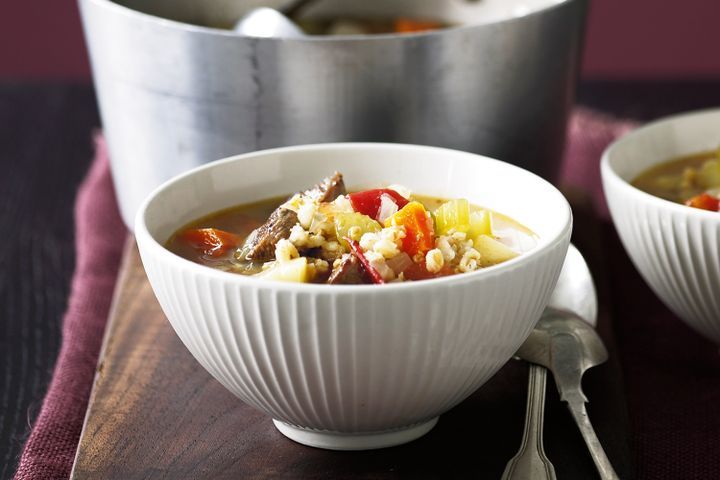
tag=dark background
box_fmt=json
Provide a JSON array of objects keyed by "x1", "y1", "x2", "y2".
[
  {"x1": 2, "y1": 0, "x2": 720, "y2": 80},
  {"x1": 1, "y1": 1, "x2": 720, "y2": 479}
]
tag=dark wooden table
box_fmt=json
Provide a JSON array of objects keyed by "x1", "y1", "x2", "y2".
[{"x1": 2, "y1": 80, "x2": 720, "y2": 479}]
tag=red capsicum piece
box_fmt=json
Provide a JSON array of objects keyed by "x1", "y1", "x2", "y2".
[
  {"x1": 685, "y1": 193, "x2": 720, "y2": 212},
  {"x1": 348, "y1": 189, "x2": 409, "y2": 221},
  {"x1": 345, "y1": 237, "x2": 385, "y2": 284},
  {"x1": 178, "y1": 228, "x2": 241, "y2": 258}
]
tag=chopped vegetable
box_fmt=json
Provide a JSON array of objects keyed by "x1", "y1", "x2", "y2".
[
  {"x1": 468, "y1": 210, "x2": 493, "y2": 239},
  {"x1": 385, "y1": 252, "x2": 413, "y2": 275},
  {"x1": 434, "y1": 199, "x2": 471, "y2": 235},
  {"x1": 348, "y1": 189, "x2": 409, "y2": 221},
  {"x1": 685, "y1": 193, "x2": 720, "y2": 211},
  {"x1": 394, "y1": 18, "x2": 443, "y2": 33},
  {"x1": 698, "y1": 159, "x2": 720, "y2": 189},
  {"x1": 474, "y1": 235, "x2": 519, "y2": 266},
  {"x1": 377, "y1": 194, "x2": 400, "y2": 223},
  {"x1": 334, "y1": 212, "x2": 382, "y2": 249},
  {"x1": 256, "y1": 257, "x2": 310, "y2": 283},
  {"x1": 177, "y1": 228, "x2": 241, "y2": 258},
  {"x1": 345, "y1": 238, "x2": 385, "y2": 284},
  {"x1": 385, "y1": 201, "x2": 435, "y2": 256}
]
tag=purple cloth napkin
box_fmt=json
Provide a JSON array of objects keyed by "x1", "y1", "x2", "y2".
[
  {"x1": 560, "y1": 106, "x2": 636, "y2": 217},
  {"x1": 14, "y1": 136, "x2": 126, "y2": 480},
  {"x1": 13, "y1": 110, "x2": 720, "y2": 479}
]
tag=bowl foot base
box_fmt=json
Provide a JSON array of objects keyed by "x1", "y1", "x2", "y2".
[{"x1": 272, "y1": 417, "x2": 439, "y2": 450}]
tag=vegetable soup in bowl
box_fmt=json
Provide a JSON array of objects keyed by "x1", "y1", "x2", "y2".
[
  {"x1": 166, "y1": 173, "x2": 538, "y2": 285},
  {"x1": 601, "y1": 109, "x2": 720, "y2": 344},
  {"x1": 135, "y1": 143, "x2": 571, "y2": 450}
]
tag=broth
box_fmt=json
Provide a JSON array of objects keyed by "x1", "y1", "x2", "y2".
[
  {"x1": 166, "y1": 178, "x2": 537, "y2": 285},
  {"x1": 632, "y1": 150, "x2": 720, "y2": 211},
  {"x1": 203, "y1": 16, "x2": 448, "y2": 35},
  {"x1": 296, "y1": 17, "x2": 448, "y2": 35}
]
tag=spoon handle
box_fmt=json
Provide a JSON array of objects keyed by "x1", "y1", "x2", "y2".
[
  {"x1": 565, "y1": 397, "x2": 619, "y2": 480},
  {"x1": 501, "y1": 365, "x2": 556, "y2": 480}
]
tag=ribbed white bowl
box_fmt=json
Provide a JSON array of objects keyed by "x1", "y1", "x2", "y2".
[
  {"x1": 135, "y1": 143, "x2": 572, "y2": 450},
  {"x1": 602, "y1": 109, "x2": 720, "y2": 344}
]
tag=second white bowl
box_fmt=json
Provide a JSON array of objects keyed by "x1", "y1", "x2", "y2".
[{"x1": 601, "y1": 109, "x2": 720, "y2": 344}]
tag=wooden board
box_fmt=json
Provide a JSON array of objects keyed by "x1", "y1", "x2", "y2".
[{"x1": 71, "y1": 201, "x2": 633, "y2": 479}]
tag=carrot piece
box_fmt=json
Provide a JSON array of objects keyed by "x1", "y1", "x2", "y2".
[
  {"x1": 177, "y1": 228, "x2": 241, "y2": 258},
  {"x1": 394, "y1": 18, "x2": 443, "y2": 33},
  {"x1": 685, "y1": 193, "x2": 720, "y2": 212},
  {"x1": 385, "y1": 202, "x2": 435, "y2": 257},
  {"x1": 345, "y1": 238, "x2": 385, "y2": 284}
]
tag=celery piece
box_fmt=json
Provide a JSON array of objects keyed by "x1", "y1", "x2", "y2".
[
  {"x1": 256, "y1": 257, "x2": 310, "y2": 283},
  {"x1": 475, "y1": 235, "x2": 519, "y2": 267},
  {"x1": 334, "y1": 212, "x2": 381, "y2": 249},
  {"x1": 468, "y1": 210, "x2": 492, "y2": 239},
  {"x1": 698, "y1": 159, "x2": 720, "y2": 189},
  {"x1": 434, "y1": 199, "x2": 470, "y2": 235}
]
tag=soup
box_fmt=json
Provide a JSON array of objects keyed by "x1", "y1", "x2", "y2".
[
  {"x1": 206, "y1": 15, "x2": 448, "y2": 35},
  {"x1": 166, "y1": 173, "x2": 537, "y2": 284},
  {"x1": 632, "y1": 149, "x2": 720, "y2": 212},
  {"x1": 296, "y1": 17, "x2": 448, "y2": 35}
]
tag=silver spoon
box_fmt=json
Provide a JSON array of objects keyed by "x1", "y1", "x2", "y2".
[
  {"x1": 234, "y1": 7, "x2": 304, "y2": 38},
  {"x1": 518, "y1": 308, "x2": 619, "y2": 480},
  {"x1": 502, "y1": 245, "x2": 600, "y2": 480},
  {"x1": 234, "y1": 0, "x2": 316, "y2": 38},
  {"x1": 501, "y1": 362, "x2": 556, "y2": 480}
]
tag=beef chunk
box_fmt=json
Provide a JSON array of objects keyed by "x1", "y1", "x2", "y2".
[
  {"x1": 239, "y1": 173, "x2": 346, "y2": 262},
  {"x1": 304, "y1": 172, "x2": 346, "y2": 202},
  {"x1": 237, "y1": 208, "x2": 298, "y2": 261},
  {"x1": 327, "y1": 254, "x2": 371, "y2": 285}
]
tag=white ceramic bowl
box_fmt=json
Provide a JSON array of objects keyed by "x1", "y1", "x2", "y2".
[
  {"x1": 135, "y1": 143, "x2": 572, "y2": 450},
  {"x1": 602, "y1": 109, "x2": 720, "y2": 344}
]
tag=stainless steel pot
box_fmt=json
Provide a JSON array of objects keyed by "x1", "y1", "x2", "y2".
[{"x1": 79, "y1": 0, "x2": 587, "y2": 228}]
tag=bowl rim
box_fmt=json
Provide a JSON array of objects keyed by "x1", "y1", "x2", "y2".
[
  {"x1": 82, "y1": 0, "x2": 584, "y2": 42},
  {"x1": 135, "y1": 142, "x2": 572, "y2": 293},
  {"x1": 601, "y1": 107, "x2": 720, "y2": 222}
]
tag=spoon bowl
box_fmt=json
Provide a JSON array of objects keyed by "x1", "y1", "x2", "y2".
[
  {"x1": 547, "y1": 243, "x2": 598, "y2": 327},
  {"x1": 518, "y1": 308, "x2": 609, "y2": 386},
  {"x1": 234, "y1": 7, "x2": 305, "y2": 38},
  {"x1": 234, "y1": 0, "x2": 317, "y2": 38},
  {"x1": 517, "y1": 305, "x2": 618, "y2": 479}
]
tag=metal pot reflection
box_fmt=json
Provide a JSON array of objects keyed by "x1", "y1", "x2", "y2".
[{"x1": 79, "y1": 0, "x2": 587, "y2": 228}]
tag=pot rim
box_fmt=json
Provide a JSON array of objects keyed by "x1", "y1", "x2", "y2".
[{"x1": 80, "y1": 0, "x2": 585, "y2": 42}]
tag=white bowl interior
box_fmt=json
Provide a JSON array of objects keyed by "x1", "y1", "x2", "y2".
[
  {"x1": 142, "y1": 143, "x2": 569, "y2": 254},
  {"x1": 606, "y1": 109, "x2": 720, "y2": 182}
]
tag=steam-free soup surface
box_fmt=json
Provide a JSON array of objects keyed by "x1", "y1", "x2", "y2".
[
  {"x1": 632, "y1": 150, "x2": 720, "y2": 212},
  {"x1": 296, "y1": 17, "x2": 449, "y2": 35},
  {"x1": 166, "y1": 174, "x2": 537, "y2": 285},
  {"x1": 205, "y1": 16, "x2": 449, "y2": 35}
]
